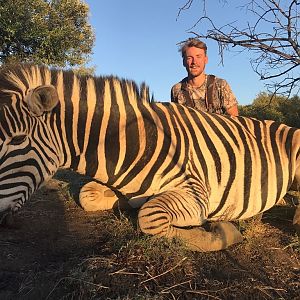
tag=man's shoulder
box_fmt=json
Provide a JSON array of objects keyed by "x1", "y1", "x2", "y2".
[
  {"x1": 171, "y1": 81, "x2": 182, "y2": 90},
  {"x1": 171, "y1": 78, "x2": 188, "y2": 92},
  {"x1": 208, "y1": 74, "x2": 228, "y2": 86},
  {"x1": 208, "y1": 74, "x2": 237, "y2": 106}
]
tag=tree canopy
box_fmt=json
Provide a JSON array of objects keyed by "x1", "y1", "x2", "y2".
[{"x1": 0, "y1": 0, "x2": 95, "y2": 67}]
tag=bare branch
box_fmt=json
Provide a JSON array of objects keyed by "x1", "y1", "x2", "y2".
[{"x1": 177, "y1": 0, "x2": 194, "y2": 19}]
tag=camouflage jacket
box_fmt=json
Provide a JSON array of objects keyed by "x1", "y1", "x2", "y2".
[{"x1": 170, "y1": 75, "x2": 238, "y2": 114}]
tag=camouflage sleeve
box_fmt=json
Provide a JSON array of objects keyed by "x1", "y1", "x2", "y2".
[
  {"x1": 170, "y1": 85, "x2": 177, "y2": 102},
  {"x1": 217, "y1": 79, "x2": 238, "y2": 110},
  {"x1": 170, "y1": 83, "x2": 181, "y2": 103}
]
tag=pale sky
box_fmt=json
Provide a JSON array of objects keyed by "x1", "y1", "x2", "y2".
[{"x1": 85, "y1": 0, "x2": 267, "y2": 105}]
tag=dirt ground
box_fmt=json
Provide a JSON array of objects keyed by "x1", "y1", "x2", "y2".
[{"x1": 0, "y1": 171, "x2": 300, "y2": 299}]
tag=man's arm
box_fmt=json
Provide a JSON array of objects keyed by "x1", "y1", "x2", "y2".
[
  {"x1": 170, "y1": 85, "x2": 177, "y2": 103},
  {"x1": 218, "y1": 79, "x2": 239, "y2": 116},
  {"x1": 226, "y1": 104, "x2": 239, "y2": 116}
]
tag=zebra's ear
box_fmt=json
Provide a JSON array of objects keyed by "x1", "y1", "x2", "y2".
[{"x1": 25, "y1": 85, "x2": 59, "y2": 116}]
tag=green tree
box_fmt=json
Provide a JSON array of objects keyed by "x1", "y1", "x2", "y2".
[
  {"x1": 277, "y1": 95, "x2": 300, "y2": 128},
  {"x1": 239, "y1": 93, "x2": 300, "y2": 128},
  {"x1": 0, "y1": 0, "x2": 94, "y2": 67}
]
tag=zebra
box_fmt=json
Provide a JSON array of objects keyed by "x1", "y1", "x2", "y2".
[{"x1": 0, "y1": 63, "x2": 299, "y2": 252}]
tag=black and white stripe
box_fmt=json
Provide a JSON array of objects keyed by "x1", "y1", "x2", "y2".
[{"x1": 0, "y1": 64, "x2": 299, "y2": 251}]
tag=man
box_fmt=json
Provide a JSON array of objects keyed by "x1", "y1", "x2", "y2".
[{"x1": 171, "y1": 38, "x2": 239, "y2": 116}]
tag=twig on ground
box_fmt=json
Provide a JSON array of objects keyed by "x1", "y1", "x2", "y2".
[
  {"x1": 109, "y1": 268, "x2": 144, "y2": 276},
  {"x1": 186, "y1": 290, "x2": 222, "y2": 300},
  {"x1": 45, "y1": 276, "x2": 109, "y2": 300},
  {"x1": 140, "y1": 257, "x2": 188, "y2": 284},
  {"x1": 160, "y1": 280, "x2": 191, "y2": 293}
]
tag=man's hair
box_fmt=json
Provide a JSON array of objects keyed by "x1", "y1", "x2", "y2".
[{"x1": 180, "y1": 38, "x2": 207, "y2": 57}]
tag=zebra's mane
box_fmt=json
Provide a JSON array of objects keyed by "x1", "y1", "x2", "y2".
[{"x1": 0, "y1": 63, "x2": 151, "y2": 105}]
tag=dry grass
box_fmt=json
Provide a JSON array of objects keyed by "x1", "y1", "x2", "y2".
[
  {"x1": 47, "y1": 210, "x2": 300, "y2": 299},
  {"x1": 1, "y1": 173, "x2": 300, "y2": 299}
]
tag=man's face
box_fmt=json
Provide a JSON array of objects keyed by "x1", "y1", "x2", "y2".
[{"x1": 183, "y1": 46, "x2": 208, "y2": 78}]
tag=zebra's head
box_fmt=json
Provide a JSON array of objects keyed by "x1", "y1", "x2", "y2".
[{"x1": 0, "y1": 81, "x2": 60, "y2": 222}]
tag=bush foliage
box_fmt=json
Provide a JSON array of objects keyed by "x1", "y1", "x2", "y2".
[
  {"x1": 239, "y1": 93, "x2": 300, "y2": 128},
  {"x1": 0, "y1": 0, "x2": 94, "y2": 67}
]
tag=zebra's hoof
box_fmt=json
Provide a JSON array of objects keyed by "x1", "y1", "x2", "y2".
[
  {"x1": 79, "y1": 181, "x2": 119, "y2": 211},
  {"x1": 210, "y1": 221, "x2": 244, "y2": 245}
]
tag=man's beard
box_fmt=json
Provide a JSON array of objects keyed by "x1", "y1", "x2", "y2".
[{"x1": 188, "y1": 65, "x2": 203, "y2": 77}]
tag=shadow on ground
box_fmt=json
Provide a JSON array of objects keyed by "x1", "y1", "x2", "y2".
[{"x1": 0, "y1": 171, "x2": 110, "y2": 299}]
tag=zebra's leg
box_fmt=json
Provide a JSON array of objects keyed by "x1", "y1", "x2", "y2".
[
  {"x1": 79, "y1": 181, "x2": 119, "y2": 211},
  {"x1": 138, "y1": 189, "x2": 243, "y2": 252}
]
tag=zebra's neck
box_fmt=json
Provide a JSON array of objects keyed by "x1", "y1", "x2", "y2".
[
  {"x1": 1, "y1": 64, "x2": 162, "y2": 197},
  {"x1": 56, "y1": 75, "x2": 153, "y2": 189}
]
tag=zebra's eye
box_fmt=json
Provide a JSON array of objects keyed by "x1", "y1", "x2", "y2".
[{"x1": 9, "y1": 135, "x2": 27, "y2": 146}]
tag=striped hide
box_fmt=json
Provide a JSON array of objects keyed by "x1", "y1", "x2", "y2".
[{"x1": 0, "y1": 64, "x2": 299, "y2": 251}]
